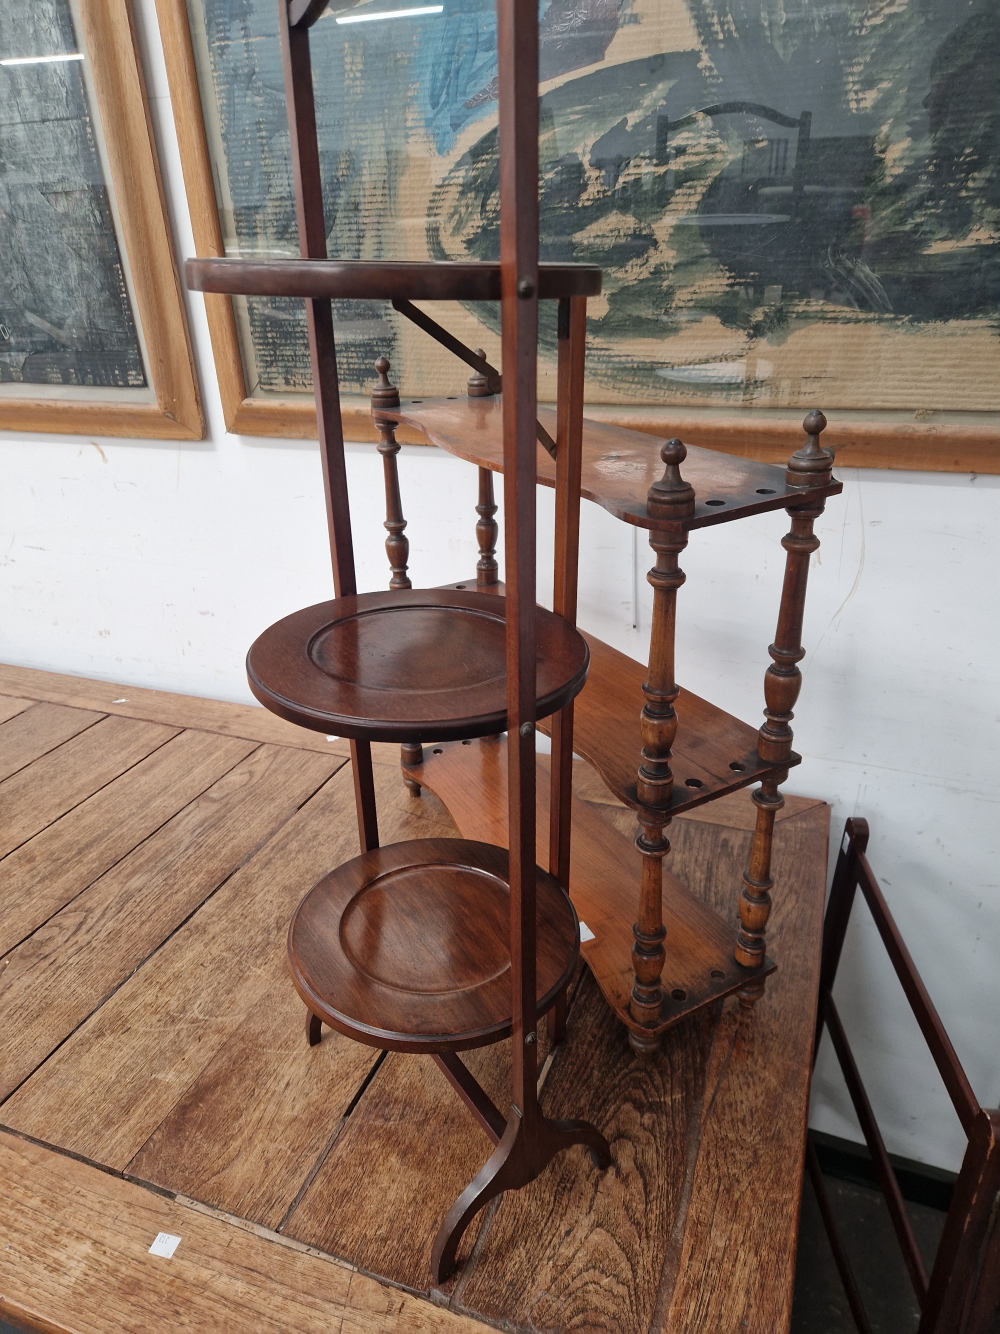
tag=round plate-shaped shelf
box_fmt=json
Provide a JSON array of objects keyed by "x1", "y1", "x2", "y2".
[
  {"x1": 247, "y1": 588, "x2": 589, "y2": 742},
  {"x1": 288, "y1": 838, "x2": 579, "y2": 1053}
]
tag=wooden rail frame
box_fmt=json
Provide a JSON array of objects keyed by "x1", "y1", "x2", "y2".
[
  {"x1": 1, "y1": 0, "x2": 203, "y2": 440},
  {"x1": 154, "y1": 0, "x2": 997, "y2": 472},
  {"x1": 812, "y1": 818, "x2": 1000, "y2": 1334}
]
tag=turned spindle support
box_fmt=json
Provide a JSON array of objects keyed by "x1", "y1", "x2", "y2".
[
  {"x1": 372, "y1": 356, "x2": 423, "y2": 795},
  {"x1": 467, "y1": 353, "x2": 501, "y2": 590},
  {"x1": 736, "y1": 411, "x2": 834, "y2": 1007},
  {"x1": 631, "y1": 440, "x2": 694, "y2": 1055},
  {"x1": 476, "y1": 469, "x2": 499, "y2": 588},
  {"x1": 371, "y1": 356, "x2": 411, "y2": 592}
]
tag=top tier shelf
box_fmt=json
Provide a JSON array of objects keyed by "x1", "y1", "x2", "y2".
[
  {"x1": 380, "y1": 396, "x2": 842, "y2": 531},
  {"x1": 185, "y1": 257, "x2": 602, "y2": 302}
]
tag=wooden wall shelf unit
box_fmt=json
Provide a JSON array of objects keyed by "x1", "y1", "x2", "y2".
[{"x1": 380, "y1": 408, "x2": 842, "y2": 1047}]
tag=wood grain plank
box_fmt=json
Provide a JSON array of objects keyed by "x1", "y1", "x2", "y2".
[
  {"x1": 0, "y1": 729, "x2": 260, "y2": 958},
  {"x1": 0, "y1": 1130, "x2": 486, "y2": 1334},
  {"x1": 453, "y1": 974, "x2": 716, "y2": 1331},
  {"x1": 126, "y1": 982, "x2": 377, "y2": 1231},
  {"x1": 0, "y1": 695, "x2": 35, "y2": 726},
  {"x1": 282, "y1": 1043, "x2": 520, "y2": 1290},
  {"x1": 0, "y1": 715, "x2": 178, "y2": 860},
  {"x1": 1, "y1": 764, "x2": 458, "y2": 1175},
  {"x1": 0, "y1": 744, "x2": 338, "y2": 1103},
  {"x1": 0, "y1": 702, "x2": 105, "y2": 783},
  {"x1": 656, "y1": 805, "x2": 830, "y2": 1333},
  {"x1": 0, "y1": 661, "x2": 346, "y2": 755}
]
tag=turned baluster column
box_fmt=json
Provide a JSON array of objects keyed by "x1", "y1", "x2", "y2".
[
  {"x1": 468, "y1": 351, "x2": 500, "y2": 590},
  {"x1": 371, "y1": 357, "x2": 411, "y2": 591},
  {"x1": 631, "y1": 441, "x2": 694, "y2": 1055},
  {"x1": 371, "y1": 356, "x2": 423, "y2": 790},
  {"x1": 736, "y1": 410, "x2": 834, "y2": 1006}
]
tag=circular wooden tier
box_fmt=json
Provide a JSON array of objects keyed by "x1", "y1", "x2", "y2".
[
  {"x1": 247, "y1": 587, "x2": 589, "y2": 743},
  {"x1": 185, "y1": 257, "x2": 602, "y2": 302},
  {"x1": 288, "y1": 839, "x2": 579, "y2": 1053}
]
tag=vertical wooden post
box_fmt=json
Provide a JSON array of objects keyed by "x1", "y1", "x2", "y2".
[
  {"x1": 631, "y1": 442, "x2": 694, "y2": 1054},
  {"x1": 371, "y1": 357, "x2": 411, "y2": 591},
  {"x1": 431, "y1": 3, "x2": 610, "y2": 1281},
  {"x1": 548, "y1": 295, "x2": 587, "y2": 890},
  {"x1": 736, "y1": 410, "x2": 833, "y2": 1004},
  {"x1": 496, "y1": 0, "x2": 541, "y2": 1134},
  {"x1": 280, "y1": 4, "x2": 378, "y2": 852}
]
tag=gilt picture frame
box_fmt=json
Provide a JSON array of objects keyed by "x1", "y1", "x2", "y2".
[
  {"x1": 0, "y1": 0, "x2": 203, "y2": 439},
  {"x1": 158, "y1": 0, "x2": 997, "y2": 470}
]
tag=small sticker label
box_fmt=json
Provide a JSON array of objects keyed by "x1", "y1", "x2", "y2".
[
  {"x1": 326, "y1": 735, "x2": 338, "y2": 742},
  {"x1": 841, "y1": 832, "x2": 850, "y2": 855},
  {"x1": 579, "y1": 921, "x2": 595, "y2": 943},
  {"x1": 148, "y1": 1233, "x2": 181, "y2": 1259},
  {"x1": 112, "y1": 698, "x2": 128, "y2": 704}
]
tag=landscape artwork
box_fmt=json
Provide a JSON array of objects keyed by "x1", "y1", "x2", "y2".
[
  {"x1": 0, "y1": 0, "x2": 147, "y2": 394},
  {"x1": 190, "y1": 0, "x2": 999, "y2": 409}
]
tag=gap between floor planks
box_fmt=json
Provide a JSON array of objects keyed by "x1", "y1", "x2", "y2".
[{"x1": 0, "y1": 1130, "x2": 489, "y2": 1334}]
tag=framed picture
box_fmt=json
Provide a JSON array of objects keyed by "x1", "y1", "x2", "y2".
[
  {"x1": 0, "y1": 0, "x2": 203, "y2": 439},
  {"x1": 159, "y1": 0, "x2": 998, "y2": 470}
]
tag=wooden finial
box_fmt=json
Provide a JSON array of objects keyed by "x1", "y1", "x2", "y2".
[
  {"x1": 467, "y1": 350, "x2": 492, "y2": 398},
  {"x1": 647, "y1": 439, "x2": 695, "y2": 520},
  {"x1": 371, "y1": 355, "x2": 400, "y2": 410},
  {"x1": 786, "y1": 410, "x2": 833, "y2": 488}
]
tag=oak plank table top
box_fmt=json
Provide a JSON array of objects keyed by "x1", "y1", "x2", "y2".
[{"x1": 0, "y1": 663, "x2": 829, "y2": 1333}]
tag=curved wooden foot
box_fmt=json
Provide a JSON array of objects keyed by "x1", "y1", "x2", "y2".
[
  {"x1": 431, "y1": 1106, "x2": 611, "y2": 1283},
  {"x1": 306, "y1": 1010, "x2": 322, "y2": 1046}
]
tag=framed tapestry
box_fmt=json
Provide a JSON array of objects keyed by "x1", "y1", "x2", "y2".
[
  {"x1": 0, "y1": 0, "x2": 203, "y2": 439},
  {"x1": 159, "y1": 0, "x2": 998, "y2": 469}
]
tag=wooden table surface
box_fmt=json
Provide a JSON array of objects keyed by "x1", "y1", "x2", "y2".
[{"x1": 0, "y1": 663, "x2": 830, "y2": 1333}]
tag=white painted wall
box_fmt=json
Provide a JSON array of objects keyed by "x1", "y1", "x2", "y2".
[{"x1": 2, "y1": 0, "x2": 998, "y2": 1173}]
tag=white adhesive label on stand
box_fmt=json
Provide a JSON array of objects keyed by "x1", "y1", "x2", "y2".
[
  {"x1": 148, "y1": 1233, "x2": 181, "y2": 1258},
  {"x1": 579, "y1": 921, "x2": 595, "y2": 943}
]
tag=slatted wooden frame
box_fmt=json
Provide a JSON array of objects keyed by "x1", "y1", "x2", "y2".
[{"x1": 810, "y1": 817, "x2": 1000, "y2": 1334}]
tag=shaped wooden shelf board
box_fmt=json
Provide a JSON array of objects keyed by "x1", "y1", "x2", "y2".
[
  {"x1": 554, "y1": 630, "x2": 798, "y2": 818},
  {"x1": 377, "y1": 395, "x2": 842, "y2": 531},
  {"x1": 185, "y1": 257, "x2": 601, "y2": 303},
  {"x1": 403, "y1": 737, "x2": 774, "y2": 1040}
]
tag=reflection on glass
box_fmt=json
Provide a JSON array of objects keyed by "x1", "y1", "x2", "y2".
[
  {"x1": 188, "y1": 0, "x2": 999, "y2": 410},
  {"x1": 0, "y1": 0, "x2": 147, "y2": 392}
]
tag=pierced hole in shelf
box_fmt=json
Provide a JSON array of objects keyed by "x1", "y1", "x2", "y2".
[
  {"x1": 447, "y1": 395, "x2": 458, "y2": 399},
  {"x1": 705, "y1": 499, "x2": 726, "y2": 506},
  {"x1": 410, "y1": 399, "x2": 423, "y2": 404},
  {"x1": 455, "y1": 583, "x2": 466, "y2": 589},
  {"x1": 461, "y1": 739, "x2": 472, "y2": 746},
  {"x1": 711, "y1": 969, "x2": 725, "y2": 979},
  {"x1": 671, "y1": 989, "x2": 687, "y2": 1002},
  {"x1": 729, "y1": 761, "x2": 746, "y2": 772},
  {"x1": 685, "y1": 777, "x2": 704, "y2": 788},
  {"x1": 432, "y1": 747, "x2": 443, "y2": 755},
  {"x1": 756, "y1": 487, "x2": 776, "y2": 495}
]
